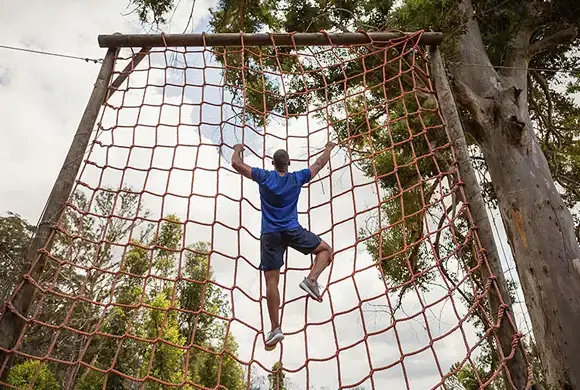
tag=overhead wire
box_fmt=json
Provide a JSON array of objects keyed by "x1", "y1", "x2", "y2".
[
  {"x1": 1, "y1": 42, "x2": 578, "y2": 75},
  {"x1": 450, "y1": 61, "x2": 579, "y2": 74},
  {"x1": 0, "y1": 44, "x2": 103, "y2": 64}
]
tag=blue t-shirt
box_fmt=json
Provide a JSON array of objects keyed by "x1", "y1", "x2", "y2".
[{"x1": 251, "y1": 167, "x2": 312, "y2": 234}]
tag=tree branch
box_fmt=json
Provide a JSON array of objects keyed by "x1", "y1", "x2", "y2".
[
  {"x1": 528, "y1": 72, "x2": 565, "y2": 145},
  {"x1": 530, "y1": 70, "x2": 554, "y2": 128},
  {"x1": 527, "y1": 27, "x2": 578, "y2": 57},
  {"x1": 554, "y1": 174, "x2": 580, "y2": 201},
  {"x1": 331, "y1": 21, "x2": 350, "y2": 33},
  {"x1": 390, "y1": 287, "x2": 407, "y2": 318},
  {"x1": 434, "y1": 149, "x2": 459, "y2": 219},
  {"x1": 450, "y1": 0, "x2": 500, "y2": 95},
  {"x1": 451, "y1": 79, "x2": 488, "y2": 122},
  {"x1": 470, "y1": 155, "x2": 486, "y2": 162},
  {"x1": 433, "y1": 204, "x2": 456, "y2": 260}
]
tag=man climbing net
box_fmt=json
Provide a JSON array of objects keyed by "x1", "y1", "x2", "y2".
[{"x1": 231, "y1": 141, "x2": 336, "y2": 350}]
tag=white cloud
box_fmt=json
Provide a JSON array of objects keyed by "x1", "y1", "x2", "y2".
[{"x1": 0, "y1": 2, "x2": 530, "y2": 389}]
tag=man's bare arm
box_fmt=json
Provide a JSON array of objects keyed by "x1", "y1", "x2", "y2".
[
  {"x1": 231, "y1": 144, "x2": 252, "y2": 179},
  {"x1": 309, "y1": 141, "x2": 336, "y2": 178}
]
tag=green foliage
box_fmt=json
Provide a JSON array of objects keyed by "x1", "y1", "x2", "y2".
[
  {"x1": 140, "y1": 292, "x2": 186, "y2": 387},
  {"x1": 131, "y1": 0, "x2": 174, "y2": 25},
  {"x1": 7, "y1": 360, "x2": 59, "y2": 390},
  {"x1": 0, "y1": 212, "x2": 34, "y2": 302},
  {"x1": 209, "y1": 0, "x2": 280, "y2": 33},
  {"x1": 268, "y1": 362, "x2": 287, "y2": 390},
  {"x1": 141, "y1": 0, "x2": 580, "y2": 231},
  {"x1": 391, "y1": 0, "x2": 467, "y2": 58},
  {"x1": 79, "y1": 213, "x2": 243, "y2": 389},
  {"x1": 533, "y1": 74, "x2": 580, "y2": 210},
  {"x1": 2, "y1": 189, "x2": 245, "y2": 388},
  {"x1": 345, "y1": 93, "x2": 450, "y2": 291},
  {"x1": 179, "y1": 242, "x2": 226, "y2": 345},
  {"x1": 152, "y1": 214, "x2": 183, "y2": 280},
  {"x1": 448, "y1": 363, "x2": 484, "y2": 389},
  {"x1": 191, "y1": 335, "x2": 245, "y2": 389},
  {"x1": 76, "y1": 369, "x2": 107, "y2": 390},
  {"x1": 445, "y1": 337, "x2": 548, "y2": 390}
]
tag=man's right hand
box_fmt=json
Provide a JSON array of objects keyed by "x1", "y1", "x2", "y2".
[
  {"x1": 231, "y1": 143, "x2": 252, "y2": 179},
  {"x1": 309, "y1": 141, "x2": 337, "y2": 179}
]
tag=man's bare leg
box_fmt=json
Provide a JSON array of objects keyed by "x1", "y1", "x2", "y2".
[
  {"x1": 264, "y1": 269, "x2": 280, "y2": 331},
  {"x1": 263, "y1": 269, "x2": 284, "y2": 350},
  {"x1": 300, "y1": 241, "x2": 333, "y2": 302},
  {"x1": 307, "y1": 241, "x2": 333, "y2": 283}
]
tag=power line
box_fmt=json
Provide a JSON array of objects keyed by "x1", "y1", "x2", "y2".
[
  {"x1": 0, "y1": 44, "x2": 103, "y2": 64},
  {"x1": 450, "y1": 61, "x2": 578, "y2": 74}
]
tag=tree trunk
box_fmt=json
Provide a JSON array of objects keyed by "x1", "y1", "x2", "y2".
[
  {"x1": 478, "y1": 109, "x2": 580, "y2": 389},
  {"x1": 451, "y1": 0, "x2": 580, "y2": 388}
]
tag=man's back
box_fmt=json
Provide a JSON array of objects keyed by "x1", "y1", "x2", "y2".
[{"x1": 251, "y1": 168, "x2": 312, "y2": 233}]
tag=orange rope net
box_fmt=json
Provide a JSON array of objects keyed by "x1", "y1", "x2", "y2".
[{"x1": 0, "y1": 32, "x2": 529, "y2": 389}]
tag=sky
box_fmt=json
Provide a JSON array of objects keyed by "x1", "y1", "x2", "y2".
[{"x1": 0, "y1": 1, "x2": 533, "y2": 389}]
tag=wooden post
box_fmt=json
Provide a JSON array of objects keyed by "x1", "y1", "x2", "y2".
[
  {"x1": 428, "y1": 46, "x2": 530, "y2": 389},
  {"x1": 0, "y1": 47, "x2": 119, "y2": 379}
]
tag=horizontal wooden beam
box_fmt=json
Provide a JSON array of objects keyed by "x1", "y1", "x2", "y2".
[{"x1": 98, "y1": 32, "x2": 443, "y2": 48}]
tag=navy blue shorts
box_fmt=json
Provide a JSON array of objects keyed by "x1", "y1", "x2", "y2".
[{"x1": 260, "y1": 227, "x2": 322, "y2": 271}]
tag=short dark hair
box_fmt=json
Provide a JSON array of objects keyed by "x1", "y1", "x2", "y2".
[{"x1": 273, "y1": 149, "x2": 290, "y2": 170}]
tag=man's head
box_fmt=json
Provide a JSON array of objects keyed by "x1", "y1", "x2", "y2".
[{"x1": 272, "y1": 149, "x2": 290, "y2": 172}]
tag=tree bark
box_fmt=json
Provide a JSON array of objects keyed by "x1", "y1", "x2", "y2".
[
  {"x1": 451, "y1": 0, "x2": 580, "y2": 388},
  {"x1": 478, "y1": 107, "x2": 580, "y2": 390}
]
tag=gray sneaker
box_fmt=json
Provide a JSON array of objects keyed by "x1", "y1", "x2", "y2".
[
  {"x1": 299, "y1": 278, "x2": 322, "y2": 302},
  {"x1": 265, "y1": 327, "x2": 284, "y2": 350}
]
